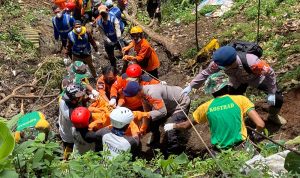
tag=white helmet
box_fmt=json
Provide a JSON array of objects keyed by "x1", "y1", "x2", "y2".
[{"x1": 110, "y1": 107, "x2": 134, "y2": 129}]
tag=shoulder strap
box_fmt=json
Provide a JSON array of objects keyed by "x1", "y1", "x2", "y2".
[{"x1": 237, "y1": 52, "x2": 253, "y2": 74}]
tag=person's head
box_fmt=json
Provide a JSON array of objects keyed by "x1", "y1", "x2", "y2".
[
  {"x1": 102, "y1": 65, "x2": 117, "y2": 85},
  {"x1": 98, "y1": 5, "x2": 108, "y2": 20},
  {"x1": 74, "y1": 20, "x2": 82, "y2": 33},
  {"x1": 93, "y1": 0, "x2": 102, "y2": 7},
  {"x1": 212, "y1": 46, "x2": 237, "y2": 69},
  {"x1": 123, "y1": 81, "x2": 141, "y2": 97},
  {"x1": 65, "y1": 84, "x2": 86, "y2": 103},
  {"x1": 52, "y1": 5, "x2": 63, "y2": 18},
  {"x1": 130, "y1": 26, "x2": 143, "y2": 43},
  {"x1": 72, "y1": 61, "x2": 88, "y2": 74},
  {"x1": 65, "y1": 2, "x2": 76, "y2": 11},
  {"x1": 204, "y1": 72, "x2": 230, "y2": 98},
  {"x1": 71, "y1": 107, "x2": 91, "y2": 129},
  {"x1": 126, "y1": 64, "x2": 142, "y2": 80},
  {"x1": 105, "y1": 0, "x2": 113, "y2": 9},
  {"x1": 110, "y1": 107, "x2": 134, "y2": 131}
]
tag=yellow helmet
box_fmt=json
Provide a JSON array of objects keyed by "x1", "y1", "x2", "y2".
[{"x1": 130, "y1": 26, "x2": 143, "y2": 34}]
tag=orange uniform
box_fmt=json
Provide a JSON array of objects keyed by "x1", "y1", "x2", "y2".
[
  {"x1": 127, "y1": 39, "x2": 160, "y2": 72},
  {"x1": 110, "y1": 73, "x2": 159, "y2": 110},
  {"x1": 88, "y1": 97, "x2": 112, "y2": 131},
  {"x1": 96, "y1": 75, "x2": 122, "y2": 99}
]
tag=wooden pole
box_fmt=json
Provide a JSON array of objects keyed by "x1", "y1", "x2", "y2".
[{"x1": 195, "y1": 0, "x2": 199, "y2": 51}]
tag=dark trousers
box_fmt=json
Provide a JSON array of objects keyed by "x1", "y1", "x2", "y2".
[
  {"x1": 147, "y1": 2, "x2": 161, "y2": 23},
  {"x1": 229, "y1": 82, "x2": 283, "y2": 112},
  {"x1": 72, "y1": 54, "x2": 97, "y2": 78},
  {"x1": 149, "y1": 109, "x2": 190, "y2": 155},
  {"x1": 104, "y1": 42, "x2": 121, "y2": 69}
]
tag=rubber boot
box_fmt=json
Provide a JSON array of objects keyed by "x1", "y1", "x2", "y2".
[{"x1": 268, "y1": 107, "x2": 287, "y2": 125}]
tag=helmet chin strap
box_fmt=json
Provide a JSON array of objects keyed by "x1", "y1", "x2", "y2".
[{"x1": 111, "y1": 127, "x2": 125, "y2": 136}]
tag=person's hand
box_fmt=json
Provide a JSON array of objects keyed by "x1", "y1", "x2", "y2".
[
  {"x1": 155, "y1": 7, "x2": 160, "y2": 13},
  {"x1": 92, "y1": 89, "x2": 99, "y2": 98},
  {"x1": 63, "y1": 58, "x2": 71, "y2": 66},
  {"x1": 123, "y1": 55, "x2": 135, "y2": 61},
  {"x1": 109, "y1": 98, "x2": 117, "y2": 107},
  {"x1": 160, "y1": 81, "x2": 167, "y2": 85},
  {"x1": 181, "y1": 85, "x2": 192, "y2": 96},
  {"x1": 267, "y1": 94, "x2": 276, "y2": 106},
  {"x1": 164, "y1": 123, "x2": 175, "y2": 132},
  {"x1": 122, "y1": 46, "x2": 131, "y2": 53}
]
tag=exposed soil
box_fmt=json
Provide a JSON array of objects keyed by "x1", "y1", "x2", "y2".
[{"x1": 1, "y1": 0, "x2": 299, "y2": 160}]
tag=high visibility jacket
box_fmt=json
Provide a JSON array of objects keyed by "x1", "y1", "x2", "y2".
[
  {"x1": 129, "y1": 38, "x2": 160, "y2": 71},
  {"x1": 52, "y1": 14, "x2": 75, "y2": 40},
  {"x1": 83, "y1": 0, "x2": 92, "y2": 12},
  {"x1": 109, "y1": 7, "x2": 124, "y2": 32},
  {"x1": 97, "y1": 14, "x2": 118, "y2": 42},
  {"x1": 96, "y1": 75, "x2": 122, "y2": 99},
  {"x1": 68, "y1": 31, "x2": 92, "y2": 55}
]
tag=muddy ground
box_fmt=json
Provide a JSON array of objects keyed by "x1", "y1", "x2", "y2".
[{"x1": 0, "y1": 0, "x2": 299, "y2": 159}]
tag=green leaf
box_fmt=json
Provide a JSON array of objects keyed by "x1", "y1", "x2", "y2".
[
  {"x1": 0, "y1": 121, "x2": 15, "y2": 160},
  {"x1": 285, "y1": 136, "x2": 300, "y2": 145},
  {"x1": 32, "y1": 148, "x2": 45, "y2": 168},
  {"x1": 284, "y1": 152, "x2": 300, "y2": 173},
  {"x1": 13, "y1": 140, "x2": 34, "y2": 154},
  {"x1": 174, "y1": 153, "x2": 189, "y2": 165},
  {"x1": 0, "y1": 170, "x2": 19, "y2": 178},
  {"x1": 35, "y1": 133, "x2": 45, "y2": 142}
]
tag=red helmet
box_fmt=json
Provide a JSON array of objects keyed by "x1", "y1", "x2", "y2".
[
  {"x1": 65, "y1": 2, "x2": 76, "y2": 11},
  {"x1": 71, "y1": 107, "x2": 91, "y2": 128},
  {"x1": 126, "y1": 64, "x2": 142, "y2": 78}
]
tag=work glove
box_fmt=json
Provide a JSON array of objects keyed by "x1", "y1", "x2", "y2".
[
  {"x1": 160, "y1": 81, "x2": 167, "y2": 85},
  {"x1": 91, "y1": 89, "x2": 99, "y2": 98},
  {"x1": 181, "y1": 85, "x2": 192, "y2": 96},
  {"x1": 164, "y1": 123, "x2": 175, "y2": 132},
  {"x1": 109, "y1": 98, "x2": 117, "y2": 107},
  {"x1": 89, "y1": 94, "x2": 95, "y2": 100},
  {"x1": 267, "y1": 94, "x2": 276, "y2": 106},
  {"x1": 123, "y1": 55, "x2": 135, "y2": 61}
]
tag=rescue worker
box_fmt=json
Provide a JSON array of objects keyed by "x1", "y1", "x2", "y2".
[
  {"x1": 165, "y1": 72, "x2": 266, "y2": 150},
  {"x1": 117, "y1": 0, "x2": 128, "y2": 12},
  {"x1": 122, "y1": 81, "x2": 191, "y2": 155},
  {"x1": 97, "y1": 5, "x2": 123, "y2": 68},
  {"x1": 147, "y1": 0, "x2": 161, "y2": 25},
  {"x1": 62, "y1": 61, "x2": 99, "y2": 99},
  {"x1": 122, "y1": 26, "x2": 160, "y2": 78},
  {"x1": 58, "y1": 84, "x2": 86, "y2": 160},
  {"x1": 52, "y1": 6, "x2": 75, "y2": 53},
  {"x1": 109, "y1": 64, "x2": 160, "y2": 110},
  {"x1": 70, "y1": 107, "x2": 97, "y2": 154},
  {"x1": 66, "y1": 20, "x2": 99, "y2": 79},
  {"x1": 105, "y1": 0, "x2": 125, "y2": 33},
  {"x1": 82, "y1": 0, "x2": 93, "y2": 24},
  {"x1": 96, "y1": 65, "x2": 122, "y2": 102},
  {"x1": 95, "y1": 107, "x2": 140, "y2": 158},
  {"x1": 181, "y1": 46, "x2": 286, "y2": 125},
  {"x1": 14, "y1": 111, "x2": 50, "y2": 143}
]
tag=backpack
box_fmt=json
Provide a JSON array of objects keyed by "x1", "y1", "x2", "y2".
[{"x1": 227, "y1": 41, "x2": 263, "y2": 74}]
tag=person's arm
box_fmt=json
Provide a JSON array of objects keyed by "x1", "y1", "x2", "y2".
[
  {"x1": 65, "y1": 38, "x2": 73, "y2": 57},
  {"x1": 98, "y1": 24, "x2": 112, "y2": 44},
  {"x1": 247, "y1": 110, "x2": 265, "y2": 132},
  {"x1": 190, "y1": 61, "x2": 220, "y2": 89},
  {"x1": 134, "y1": 43, "x2": 151, "y2": 62},
  {"x1": 87, "y1": 31, "x2": 98, "y2": 51},
  {"x1": 144, "y1": 95, "x2": 167, "y2": 121},
  {"x1": 173, "y1": 120, "x2": 195, "y2": 129}
]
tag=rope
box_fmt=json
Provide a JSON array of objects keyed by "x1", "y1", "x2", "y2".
[
  {"x1": 256, "y1": 0, "x2": 261, "y2": 44},
  {"x1": 141, "y1": 69, "x2": 228, "y2": 177}
]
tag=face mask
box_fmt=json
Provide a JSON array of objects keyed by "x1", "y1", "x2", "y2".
[
  {"x1": 56, "y1": 12, "x2": 63, "y2": 18},
  {"x1": 75, "y1": 27, "x2": 82, "y2": 33}
]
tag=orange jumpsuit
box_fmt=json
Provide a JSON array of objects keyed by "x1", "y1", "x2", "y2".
[
  {"x1": 127, "y1": 38, "x2": 160, "y2": 72},
  {"x1": 110, "y1": 73, "x2": 159, "y2": 110},
  {"x1": 96, "y1": 75, "x2": 122, "y2": 99}
]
